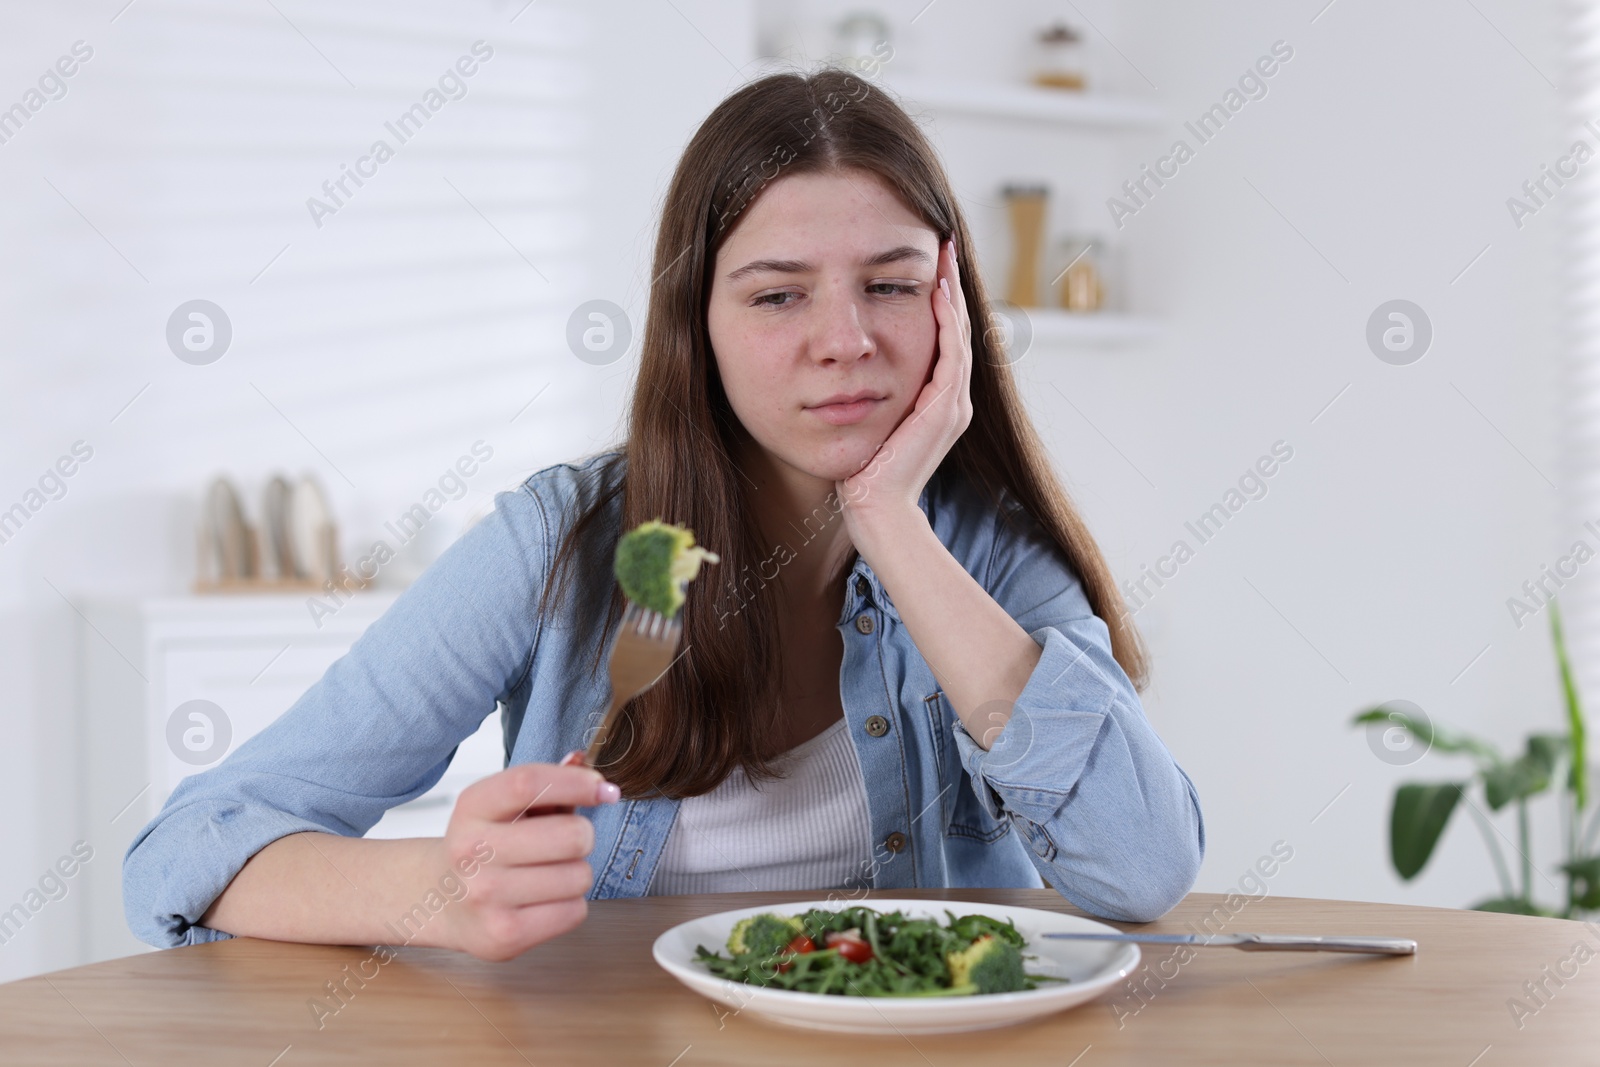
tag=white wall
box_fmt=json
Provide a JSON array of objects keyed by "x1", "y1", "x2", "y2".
[
  {"x1": 0, "y1": 0, "x2": 1573, "y2": 983},
  {"x1": 1109, "y1": 0, "x2": 1567, "y2": 910}
]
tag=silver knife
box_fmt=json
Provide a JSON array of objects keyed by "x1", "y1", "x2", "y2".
[{"x1": 1041, "y1": 932, "x2": 1416, "y2": 955}]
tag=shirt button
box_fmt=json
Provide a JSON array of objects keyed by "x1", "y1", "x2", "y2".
[
  {"x1": 865, "y1": 715, "x2": 889, "y2": 737},
  {"x1": 855, "y1": 614, "x2": 875, "y2": 635},
  {"x1": 856, "y1": 576, "x2": 870, "y2": 597},
  {"x1": 884, "y1": 831, "x2": 907, "y2": 853}
]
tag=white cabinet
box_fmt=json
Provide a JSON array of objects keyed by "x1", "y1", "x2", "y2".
[{"x1": 81, "y1": 593, "x2": 507, "y2": 962}]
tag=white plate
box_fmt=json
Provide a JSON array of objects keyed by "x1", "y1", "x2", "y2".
[
  {"x1": 206, "y1": 476, "x2": 250, "y2": 580},
  {"x1": 651, "y1": 898, "x2": 1139, "y2": 1035},
  {"x1": 288, "y1": 475, "x2": 331, "y2": 581},
  {"x1": 261, "y1": 475, "x2": 293, "y2": 580}
]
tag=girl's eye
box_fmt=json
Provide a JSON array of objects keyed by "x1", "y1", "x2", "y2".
[
  {"x1": 753, "y1": 291, "x2": 799, "y2": 307},
  {"x1": 868, "y1": 282, "x2": 920, "y2": 297}
]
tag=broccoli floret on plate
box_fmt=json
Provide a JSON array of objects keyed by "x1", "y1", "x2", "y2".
[
  {"x1": 945, "y1": 911, "x2": 1025, "y2": 948},
  {"x1": 727, "y1": 913, "x2": 803, "y2": 960},
  {"x1": 945, "y1": 933, "x2": 1027, "y2": 994},
  {"x1": 613, "y1": 519, "x2": 719, "y2": 618}
]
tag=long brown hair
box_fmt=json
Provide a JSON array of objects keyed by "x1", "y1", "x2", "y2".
[{"x1": 539, "y1": 68, "x2": 1148, "y2": 800}]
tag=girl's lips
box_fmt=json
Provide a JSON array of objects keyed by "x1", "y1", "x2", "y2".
[{"x1": 806, "y1": 397, "x2": 883, "y2": 425}]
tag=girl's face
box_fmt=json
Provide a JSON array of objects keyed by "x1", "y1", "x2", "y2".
[{"x1": 707, "y1": 168, "x2": 941, "y2": 487}]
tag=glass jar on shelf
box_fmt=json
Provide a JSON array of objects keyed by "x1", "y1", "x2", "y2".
[
  {"x1": 1033, "y1": 22, "x2": 1088, "y2": 91},
  {"x1": 1050, "y1": 235, "x2": 1108, "y2": 313},
  {"x1": 1002, "y1": 183, "x2": 1051, "y2": 308},
  {"x1": 833, "y1": 11, "x2": 891, "y2": 74}
]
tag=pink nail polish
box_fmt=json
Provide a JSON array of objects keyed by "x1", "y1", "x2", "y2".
[
  {"x1": 597, "y1": 781, "x2": 622, "y2": 805},
  {"x1": 940, "y1": 277, "x2": 951, "y2": 300}
]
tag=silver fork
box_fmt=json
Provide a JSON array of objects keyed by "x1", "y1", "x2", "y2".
[
  {"x1": 579, "y1": 601, "x2": 683, "y2": 768},
  {"x1": 1041, "y1": 932, "x2": 1417, "y2": 955}
]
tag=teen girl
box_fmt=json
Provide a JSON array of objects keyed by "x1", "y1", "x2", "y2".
[{"x1": 126, "y1": 68, "x2": 1203, "y2": 960}]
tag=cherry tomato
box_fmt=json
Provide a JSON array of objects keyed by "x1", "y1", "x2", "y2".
[
  {"x1": 775, "y1": 934, "x2": 816, "y2": 973},
  {"x1": 825, "y1": 932, "x2": 874, "y2": 964}
]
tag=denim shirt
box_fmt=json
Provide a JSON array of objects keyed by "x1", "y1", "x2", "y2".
[{"x1": 123, "y1": 452, "x2": 1204, "y2": 948}]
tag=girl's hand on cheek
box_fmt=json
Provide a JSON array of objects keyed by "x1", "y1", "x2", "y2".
[{"x1": 837, "y1": 237, "x2": 973, "y2": 556}]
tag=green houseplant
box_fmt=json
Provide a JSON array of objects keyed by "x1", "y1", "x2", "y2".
[{"x1": 1350, "y1": 600, "x2": 1600, "y2": 917}]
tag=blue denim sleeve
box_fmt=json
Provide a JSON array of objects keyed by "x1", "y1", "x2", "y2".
[
  {"x1": 121, "y1": 481, "x2": 552, "y2": 948},
  {"x1": 948, "y1": 504, "x2": 1205, "y2": 922}
]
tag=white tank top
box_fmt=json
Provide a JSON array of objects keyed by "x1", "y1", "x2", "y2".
[{"x1": 647, "y1": 717, "x2": 875, "y2": 895}]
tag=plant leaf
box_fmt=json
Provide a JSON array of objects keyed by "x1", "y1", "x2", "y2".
[
  {"x1": 1562, "y1": 856, "x2": 1600, "y2": 911},
  {"x1": 1483, "y1": 755, "x2": 1552, "y2": 810},
  {"x1": 1551, "y1": 600, "x2": 1588, "y2": 810},
  {"x1": 1472, "y1": 896, "x2": 1558, "y2": 917},
  {"x1": 1391, "y1": 783, "x2": 1465, "y2": 880},
  {"x1": 1526, "y1": 734, "x2": 1566, "y2": 777},
  {"x1": 1351, "y1": 708, "x2": 1501, "y2": 763}
]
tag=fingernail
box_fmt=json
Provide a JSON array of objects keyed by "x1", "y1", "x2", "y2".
[
  {"x1": 940, "y1": 277, "x2": 951, "y2": 300},
  {"x1": 596, "y1": 781, "x2": 622, "y2": 805}
]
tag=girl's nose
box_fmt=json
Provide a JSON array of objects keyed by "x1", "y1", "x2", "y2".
[{"x1": 810, "y1": 288, "x2": 873, "y2": 365}]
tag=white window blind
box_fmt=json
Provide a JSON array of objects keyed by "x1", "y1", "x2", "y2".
[{"x1": 20, "y1": 0, "x2": 596, "y2": 555}]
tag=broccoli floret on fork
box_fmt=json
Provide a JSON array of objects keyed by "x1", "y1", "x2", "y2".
[{"x1": 613, "y1": 519, "x2": 719, "y2": 618}]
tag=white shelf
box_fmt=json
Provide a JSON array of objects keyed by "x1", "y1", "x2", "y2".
[
  {"x1": 884, "y1": 76, "x2": 1164, "y2": 131},
  {"x1": 1025, "y1": 310, "x2": 1163, "y2": 348}
]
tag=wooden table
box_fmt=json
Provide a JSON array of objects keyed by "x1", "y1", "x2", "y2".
[{"x1": 4, "y1": 890, "x2": 1596, "y2": 1065}]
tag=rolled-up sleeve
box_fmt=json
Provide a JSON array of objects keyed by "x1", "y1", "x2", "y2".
[
  {"x1": 947, "y1": 502, "x2": 1204, "y2": 922},
  {"x1": 122, "y1": 478, "x2": 553, "y2": 948}
]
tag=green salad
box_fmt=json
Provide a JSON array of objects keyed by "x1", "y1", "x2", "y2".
[{"x1": 692, "y1": 906, "x2": 1065, "y2": 997}]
